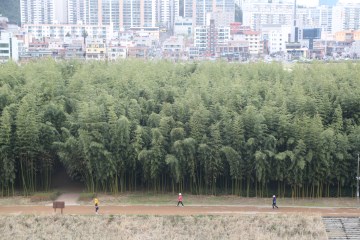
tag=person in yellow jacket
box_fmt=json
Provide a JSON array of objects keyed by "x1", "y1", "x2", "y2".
[{"x1": 94, "y1": 198, "x2": 99, "y2": 214}]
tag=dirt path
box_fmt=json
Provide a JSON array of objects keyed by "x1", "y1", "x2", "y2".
[{"x1": 1, "y1": 205, "x2": 360, "y2": 216}]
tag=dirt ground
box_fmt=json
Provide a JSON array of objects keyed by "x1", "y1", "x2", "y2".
[{"x1": 1, "y1": 205, "x2": 360, "y2": 217}]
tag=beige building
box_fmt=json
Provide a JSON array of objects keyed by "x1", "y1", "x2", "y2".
[
  {"x1": 335, "y1": 30, "x2": 354, "y2": 42},
  {"x1": 86, "y1": 41, "x2": 106, "y2": 60},
  {"x1": 244, "y1": 30, "x2": 263, "y2": 55}
]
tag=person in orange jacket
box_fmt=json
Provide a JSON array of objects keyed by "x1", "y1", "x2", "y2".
[{"x1": 177, "y1": 193, "x2": 184, "y2": 207}]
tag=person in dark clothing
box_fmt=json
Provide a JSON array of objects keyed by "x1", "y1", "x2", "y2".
[{"x1": 272, "y1": 195, "x2": 278, "y2": 209}]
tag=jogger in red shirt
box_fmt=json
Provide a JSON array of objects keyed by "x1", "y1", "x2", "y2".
[{"x1": 177, "y1": 193, "x2": 184, "y2": 207}]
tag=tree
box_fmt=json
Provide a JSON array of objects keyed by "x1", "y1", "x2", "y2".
[
  {"x1": 0, "y1": 107, "x2": 15, "y2": 195},
  {"x1": 15, "y1": 95, "x2": 40, "y2": 194}
]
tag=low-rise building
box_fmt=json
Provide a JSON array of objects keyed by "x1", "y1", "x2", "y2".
[
  {"x1": 128, "y1": 46, "x2": 149, "y2": 59},
  {"x1": 174, "y1": 17, "x2": 193, "y2": 37},
  {"x1": 0, "y1": 30, "x2": 19, "y2": 62},
  {"x1": 163, "y1": 36, "x2": 184, "y2": 60},
  {"x1": 63, "y1": 39, "x2": 85, "y2": 60},
  {"x1": 86, "y1": 41, "x2": 106, "y2": 60},
  {"x1": 243, "y1": 30, "x2": 263, "y2": 55},
  {"x1": 335, "y1": 30, "x2": 354, "y2": 42},
  {"x1": 216, "y1": 40, "x2": 249, "y2": 60},
  {"x1": 262, "y1": 24, "x2": 291, "y2": 54},
  {"x1": 108, "y1": 45, "x2": 127, "y2": 60},
  {"x1": 286, "y1": 42, "x2": 308, "y2": 59}
]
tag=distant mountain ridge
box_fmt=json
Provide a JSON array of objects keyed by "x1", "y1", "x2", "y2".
[{"x1": 0, "y1": 0, "x2": 20, "y2": 25}]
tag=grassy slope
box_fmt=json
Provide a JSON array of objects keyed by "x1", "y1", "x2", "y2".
[{"x1": 0, "y1": 214, "x2": 326, "y2": 240}]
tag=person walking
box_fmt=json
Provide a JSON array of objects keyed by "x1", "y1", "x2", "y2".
[
  {"x1": 94, "y1": 197, "x2": 100, "y2": 214},
  {"x1": 272, "y1": 195, "x2": 278, "y2": 209},
  {"x1": 177, "y1": 193, "x2": 184, "y2": 207}
]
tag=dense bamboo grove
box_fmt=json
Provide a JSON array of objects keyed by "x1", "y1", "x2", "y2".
[{"x1": 0, "y1": 60, "x2": 360, "y2": 198}]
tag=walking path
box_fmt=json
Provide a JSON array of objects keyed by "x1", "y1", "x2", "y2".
[{"x1": 1, "y1": 205, "x2": 360, "y2": 216}]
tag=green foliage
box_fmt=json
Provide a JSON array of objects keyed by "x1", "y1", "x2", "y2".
[{"x1": 1, "y1": 60, "x2": 360, "y2": 198}]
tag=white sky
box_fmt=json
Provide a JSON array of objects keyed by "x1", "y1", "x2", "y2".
[
  {"x1": 296, "y1": 0, "x2": 320, "y2": 7},
  {"x1": 297, "y1": 0, "x2": 360, "y2": 6},
  {"x1": 338, "y1": 0, "x2": 360, "y2": 3}
]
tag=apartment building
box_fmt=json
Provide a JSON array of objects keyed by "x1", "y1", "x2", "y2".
[
  {"x1": 242, "y1": 0, "x2": 294, "y2": 31},
  {"x1": 174, "y1": 17, "x2": 193, "y2": 36},
  {"x1": 163, "y1": 36, "x2": 184, "y2": 59},
  {"x1": 23, "y1": 23, "x2": 113, "y2": 40},
  {"x1": 20, "y1": 0, "x2": 55, "y2": 24},
  {"x1": 194, "y1": 19, "x2": 230, "y2": 55},
  {"x1": 262, "y1": 24, "x2": 291, "y2": 54},
  {"x1": 296, "y1": 5, "x2": 333, "y2": 33},
  {"x1": 67, "y1": 0, "x2": 176, "y2": 31},
  {"x1": 185, "y1": 0, "x2": 235, "y2": 26},
  {"x1": 332, "y1": 2, "x2": 360, "y2": 34},
  {"x1": 108, "y1": 45, "x2": 127, "y2": 60},
  {"x1": 206, "y1": 11, "x2": 235, "y2": 27},
  {"x1": 86, "y1": 40, "x2": 106, "y2": 59},
  {"x1": 216, "y1": 40, "x2": 249, "y2": 60},
  {"x1": 243, "y1": 30, "x2": 262, "y2": 55},
  {"x1": 335, "y1": 30, "x2": 354, "y2": 42}
]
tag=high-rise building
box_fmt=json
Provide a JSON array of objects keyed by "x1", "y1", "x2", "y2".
[
  {"x1": 194, "y1": 19, "x2": 230, "y2": 55},
  {"x1": 67, "y1": 0, "x2": 86, "y2": 25},
  {"x1": 185, "y1": 0, "x2": 235, "y2": 26},
  {"x1": 332, "y1": 2, "x2": 360, "y2": 33},
  {"x1": 158, "y1": 0, "x2": 180, "y2": 28},
  {"x1": 67, "y1": 0, "x2": 160, "y2": 31},
  {"x1": 242, "y1": 0, "x2": 294, "y2": 31},
  {"x1": 297, "y1": 5, "x2": 333, "y2": 33},
  {"x1": 20, "y1": 0, "x2": 55, "y2": 24},
  {"x1": 55, "y1": 0, "x2": 68, "y2": 23},
  {"x1": 121, "y1": 0, "x2": 158, "y2": 30}
]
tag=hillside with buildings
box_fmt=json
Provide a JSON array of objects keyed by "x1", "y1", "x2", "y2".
[{"x1": 0, "y1": 0, "x2": 20, "y2": 24}]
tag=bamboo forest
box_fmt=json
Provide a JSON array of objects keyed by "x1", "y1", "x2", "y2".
[{"x1": 0, "y1": 60, "x2": 360, "y2": 198}]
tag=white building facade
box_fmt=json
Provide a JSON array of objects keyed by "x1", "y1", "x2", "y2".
[
  {"x1": 22, "y1": 23, "x2": 113, "y2": 40},
  {"x1": 184, "y1": 0, "x2": 235, "y2": 27},
  {"x1": 0, "y1": 31, "x2": 19, "y2": 62},
  {"x1": 332, "y1": 3, "x2": 360, "y2": 34},
  {"x1": 262, "y1": 24, "x2": 291, "y2": 54},
  {"x1": 242, "y1": 0, "x2": 294, "y2": 31},
  {"x1": 194, "y1": 24, "x2": 230, "y2": 53},
  {"x1": 174, "y1": 17, "x2": 193, "y2": 36}
]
